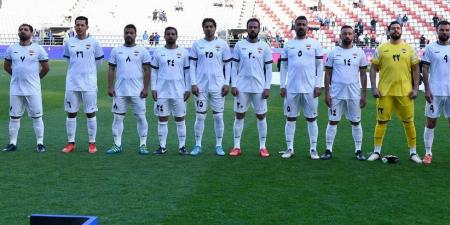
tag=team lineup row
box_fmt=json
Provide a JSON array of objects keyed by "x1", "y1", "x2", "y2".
[{"x1": 3, "y1": 16, "x2": 450, "y2": 165}]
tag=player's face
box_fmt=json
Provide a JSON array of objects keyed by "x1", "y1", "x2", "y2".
[
  {"x1": 18, "y1": 26, "x2": 32, "y2": 41},
  {"x1": 295, "y1": 19, "x2": 308, "y2": 37},
  {"x1": 74, "y1": 19, "x2": 88, "y2": 36},
  {"x1": 437, "y1": 24, "x2": 450, "y2": 42},
  {"x1": 203, "y1": 22, "x2": 216, "y2": 38},
  {"x1": 340, "y1": 28, "x2": 353, "y2": 46},
  {"x1": 124, "y1": 28, "x2": 136, "y2": 45},
  {"x1": 164, "y1": 29, "x2": 177, "y2": 45},
  {"x1": 247, "y1": 21, "x2": 260, "y2": 39},
  {"x1": 389, "y1": 24, "x2": 402, "y2": 40}
]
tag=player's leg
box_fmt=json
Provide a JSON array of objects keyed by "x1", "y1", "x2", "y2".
[
  {"x1": 423, "y1": 96, "x2": 441, "y2": 164},
  {"x1": 304, "y1": 93, "x2": 319, "y2": 159},
  {"x1": 230, "y1": 93, "x2": 249, "y2": 156},
  {"x1": 252, "y1": 93, "x2": 269, "y2": 157},
  {"x1": 396, "y1": 96, "x2": 421, "y2": 163},
  {"x1": 322, "y1": 98, "x2": 343, "y2": 160},
  {"x1": 281, "y1": 93, "x2": 299, "y2": 158},
  {"x1": 191, "y1": 93, "x2": 208, "y2": 156},
  {"x1": 27, "y1": 95, "x2": 45, "y2": 152},
  {"x1": 154, "y1": 98, "x2": 169, "y2": 154},
  {"x1": 131, "y1": 96, "x2": 149, "y2": 155},
  {"x1": 83, "y1": 91, "x2": 99, "y2": 154},
  {"x1": 3, "y1": 95, "x2": 24, "y2": 152},
  {"x1": 173, "y1": 98, "x2": 187, "y2": 155},
  {"x1": 369, "y1": 96, "x2": 392, "y2": 161},
  {"x1": 346, "y1": 99, "x2": 365, "y2": 160},
  {"x1": 107, "y1": 96, "x2": 126, "y2": 154},
  {"x1": 211, "y1": 92, "x2": 226, "y2": 156}
]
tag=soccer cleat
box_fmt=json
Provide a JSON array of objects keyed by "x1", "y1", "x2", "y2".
[
  {"x1": 88, "y1": 143, "x2": 97, "y2": 154},
  {"x1": 138, "y1": 144, "x2": 150, "y2": 155},
  {"x1": 154, "y1": 146, "x2": 167, "y2": 155},
  {"x1": 190, "y1": 145, "x2": 202, "y2": 156},
  {"x1": 2, "y1": 144, "x2": 17, "y2": 152},
  {"x1": 367, "y1": 152, "x2": 381, "y2": 161},
  {"x1": 320, "y1": 149, "x2": 332, "y2": 160},
  {"x1": 106, "y1": 144, "x2": 122, "y2": 154},
  {"x1": 36, "y1": 144, "x2": 46, "y2": 153},
  {"x1": 229, "y1": 147, "x2": 241, "y2": 156},
  {"x1": 281, "y1": 149, "x2": 294, "y2": 158},
  {"x1": 62, "y1": 143, "x2": 75, "y2": 153},
  {"x1": 310, "y1": 150, "x2": 320, "y2": 160},
  {"x1": 215, "y1": 146, "x2": 225, "y2": 156},
  {"x1": 422, "y1": 154, "x2": 432, "y2": 164},
  {"x1": 410, "y1": 153, "x2": 422, "y2": 164},
  {"x1": 179, "y1": 146, "x2": 188, "y2": 155},
  {"x1": 355, "y1": 150, "x2": 366, "y2": 161},
  {"x1": 260, "y1": 148, "x2": 270, "y2": 157}
]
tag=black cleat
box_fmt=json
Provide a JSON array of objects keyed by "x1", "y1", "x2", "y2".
[
  {"x1": 153, "y1": 146, "x2": 167, "y2": 155},
  {"x1": 36, "y1": 144, "x2": 46, "y2": 153},
  {"x1": 2, "y1": 144, "x2": 17, "y2": 152},
  {"x1": 320, "y1": 149, "x2": 332, "y2": 160},
  {"x1": 179, "y1": 146, "x2": 188, "y2": 155},
  {"x1": 355, "y1": 150, "x2": 366, "y2": 161}
]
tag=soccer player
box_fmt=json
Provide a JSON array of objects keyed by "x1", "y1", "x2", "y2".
[
  {"x1": 367, "y1": 21, "x2": 422, "y2": 163},
  {"x1": 189, "y1": 18, "x2": 232, "y2": 156},
  {"x1": 421, "y1": 20, "x2": 450, "y2": 164},
  {"x1": 229, "y1": 18, "x2": 273, "y2": 157},
  {"x1": 151, "y1": 27, "x2": 190, "y2": 155},
  {"x1": 106, "y1": 24, "x2": 151, "y2": 155},
  {"x1": 279, "y1": 16, "x2": 323, "y2": 159},
  {"x1": 61, "y1": 16, "x2": 104, "y2": 154},
  {"x1": 321, "y1": 25, "x2": 367, "y2": 160},
  {"x1": 2, "y1": 24, "x2": 49, "y2": 152}
]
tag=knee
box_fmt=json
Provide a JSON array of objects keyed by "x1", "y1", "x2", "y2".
[
  {"x1": 159, "y1": 116, "x2": 169, "y2": 122},
  {"x1": 67, "y1": 112, "x2": 77, "y2": 118},
  {"x1": 377, "y1": 120, "x2": 389, "y2": 125},
  {"x1": 306, "y1": 117, "x2": 317, "y2": 122},
  {"x1": 86, "y1": 112, "x2": 96, "y2": 118},
  {"x1": 174, "y1": 116, "x2": 185, "y2": 122},
  {"x1": 10, "y1": 116, "x2": 21, "y2": 120},
  {"x1": 287, "y1": 117, "x2": 297, "y2": 122},
  {"x1": 256, "y1": 114, "x2": 266, "y2": 120},
  {"x1": 329, "y1": 121, "x2": 339, "y2": 125},
  {"x1": 236, "y1": 113, "x2": 245, "y2": 120}
]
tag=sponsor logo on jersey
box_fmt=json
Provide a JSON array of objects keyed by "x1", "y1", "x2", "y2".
[
  {"x1": 352, "y1": 52, "x2": 358, "y2": 59},
  {"x1": 118, "y1": 51, "x2": 123, "y2": 54},
  {"x1": 434, "y1": 51, "x2": 440, "y2": 53}
]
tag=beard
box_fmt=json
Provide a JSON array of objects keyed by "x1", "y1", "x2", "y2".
[
  {"x1": 248, "y1": 31, "x2": 258, "y2": 39},
  {"x1": 296, "y1": 29, "x2": 306, "y2": 37},
  {"x1": 438, "y1": 34, "x2": 449, "y2": 42},
  {"x1": 390, "y1": 33, "x2": 401, "y2": 40},
  {"x1": 125, "y1": 37, "x2": 134, "y2": 45},
  {"x1": 166, "y1": 39, "x2": 175, "y2": 45},
  {"x1": 342, "y1": 39, "x2": 352, "y2": 45},
  {"x1": 19, "y1": 33, "x2": 29, "y2": 41}
]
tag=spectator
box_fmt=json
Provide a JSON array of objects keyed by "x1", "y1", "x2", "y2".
[
  {"x1": 149, "y1": 32, "x2": 155, "y2": 46},
  {"x1": 419, "y1": 35, "x2": 426, "y2": 49},
  {"x1": 318, "y1": 0, "x2": 322, "y2": 11},
  {"x1": 397, "y1": 14, "x2": 402, "y2": 24},
  {"x1": 353, "y1": 0, "x2": 358, "y2": 8},
  {"x1": 142, "y1": 31, "x2": 149, "y2": 43},
  {"x1": 370, "y1": 18, "x2": 377, "y2": 32},
  {"x1": 402, "y1": 14, "x2": 408, "y2": 27},
  {"x1": 357, "y1": 19, "x2": 364, "y2": 36},
  {"x1": 432, "y1": 13, "x2": 439, "y2": 28},
  {"x1": 370, "y1": 34, "x2": 376, "y2": 48},
  {"x1": 364, "y1": 34, "x2": 370, "y2": 47},
  {"x1": 152, "y1": 9, "x2": 158, "y2": 21},
  {"x1": 154, "y1": 32, "x2": 160, "y2": 46},
  {"x1": 68, "y1": 28, "x2": 75, "y2": 37}
]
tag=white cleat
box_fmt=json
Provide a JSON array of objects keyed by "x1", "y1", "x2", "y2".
[
  {"x1": 367, "y1": 152, "x2": 381, "y2": 161},
  {"x1": 310, "y1": 150, "x2": 320, "y2": 160},
  {"x1": 281, "y1": 149, "x2": 294, "y2": 158},
  {"x1": 410, "y1": 153, "x2": 422, "y2": 164}
]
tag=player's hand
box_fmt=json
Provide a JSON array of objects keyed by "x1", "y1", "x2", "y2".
[
  {"x1": 191, "y1": 85, "x2": 199, "y2": 97},
  {"x1": 140, "y1": 89, "x2": 148, "y2": 98},
  {"x1": 280, "y1": 88, "x2": 286, "y2": 98},
  {"x1": 324, "y1": 94, "x2": 332, "y2": 108},
  {"x1": 314, "y1": 87, "x2": 321, "y2": 98},
  {"x1": 184, "y1": 91, "x2": 191, "y2": 101},
  {"x1": 231, "y1": 87, "x2": 239, "y2": 96},
  {"x1": 424, "y1": 90, "x2": 433, "y2": 103},
  {"x1": 360, "y1": 96, "x2": 367, "y2": 108},
  {"x1": 372, "y1": 88, "x2": 381, "y2": 98},
  {"x1": 409, "y1": 89, "x2": 418, "y2": 99},
  {"x1": 221, "y1": 85, "x2": 229, "y2": 97},
  {"x1": 152, "y1": 90, "x2": 158, "y2": 101},
  {"x1": 262, "y1": 89, "x2": 270, "y2": 99},
  {"x1": 108, "y1": 87, "x2": 115, "y2": 97}
]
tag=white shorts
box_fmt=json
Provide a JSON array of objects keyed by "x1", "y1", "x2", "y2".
[
  {"x1": 284, "y1": 93, "x2": 318, "y2": 118},
  {"x1": 112, "y1": 96, "x2": 146, "y2": 115},
  {"x1": 194, "y1": 92, "x2": 225, "y2": 113},
  {"x1": 154, "y1": 98, "x2": 186, "y2": 117},
  {"x1": 425, "y1": 96, "x2": 450, "y2": 118},
  {"x1": 328, "y1": 98, "x2": 361, "y2": 122},
  {"x1": 234, "y1": 93, "x2": 267, "y2": 114},
  {"x1": 64, "y1": 91, "x2": 98, "y2": 113},
  {"x1": 9, "y1": 95, "x2": 43, "y2": 117}
]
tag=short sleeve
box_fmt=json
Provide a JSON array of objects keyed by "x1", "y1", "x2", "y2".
[
  {"x1": 280, "y1": 45, "x2": 288, "y2": 61},
  {"x1": 232, "y1": 42, "x2": 240, "y2": 61},
  {"x1": 315, "y1": 42, "x2": 323, "y2": 59},
  {"x1": 4, "y1": 45, "x2": 12, "y2": 61},
  {"x1": 264, "y1": 44, "x2": 273, "y2": 64},
  {"x1": 150, "y1": 50, "x2": 159, "y2": 69},
  {"x1": 94, "y1": 40, "x2": 104, "y2": 60},
  {"x1": 63, "y1": 41, "x2": 70, "y2": 59},
  {"x1": 184, "y1": 50, "x2": 190, "y2": 69},
  {"x1": 410, "y1": 46, "x2": 419, "y2": 65},
  {"x1": 222, "y1": 42, "x2": 232, "y2": 62},
  {"x1": 37, "y1": 45, "x2": 49, "y2": 62},
  {"x1": 371, "y1": 47, "x2": 381, "y2": 65},
  {"x1": 359, "y1": 50, "x2": 368, "y2": 68},
  {"x1": 108, "y1": 48, "x2": 117, "y2": 65},
  {"x1": 142, "y1": 48, "x2": 152, "y2": 65},
  {"x1": 324, "y1": 50, "x2": 333, "y2": 69},
  {"x1": 421, "y1": 46, "x2": 431, "y2": 65},
  {"x1": 189, "y1": 42, "x2": 198, "y2": 60}
]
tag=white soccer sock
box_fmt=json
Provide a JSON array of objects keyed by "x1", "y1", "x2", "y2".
[
  {"x1": 158, "y1": 121, "x2": 168, "y2": 148},
  {"x1": 112, "y1": 114, "x2": 124, "y2": 147},
  {"x1": 135, "y1": 114, "x2": 148, "y2": 146},
  {"x1": 307, "y1": 120, "x2": 318, "y2": 150},
  {"x1": 9, "y1": 118, "x2": 21, "y2": 145},
  {"x1": 325, "y1": 123, "x2": 337, "y2": 152},
  {"x1": 32, "y1": 117, "x2": 44, "y2": 145},
  {"x1": 352, "y1": 124, "x2": 363, "y2": 152},
  {"x1": 194, "y1": 113, "x2": 206, "y2": 147},
  {"x1": 233, "y1": 118, "x2": 244, "y2": 148},
  {"x1": 409, "y1": 147, "x2": 417, "y2": 155},
  {"x1": 176, "y1": 120, "x2": 186, "y2": 148},
  {"x1": 424, "y1": 127, "x2": 434, "y2": 155},
  {"x1": 257, "y1": 118, "x2": 267, "y2": 149},
  {"x1": 87, "y1": 117, "x2": 97, "y2": 143},
  {"x1": 66, "y1": 117, "x2": 76, "y2": 143},
  {"x1": 213, "y1": 113, "x2": 224, "y2": 147},
  {"x1": 374, "y1": 146, "x2": 382, "y2": 154},
  {"x1": 285, "y1": 121, "x2": 296, "y2": 150}
]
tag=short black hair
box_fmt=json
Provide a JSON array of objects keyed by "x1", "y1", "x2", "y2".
[
  {"x1": 124, "y1": 24, "x2": 137, "y2": 33},
  {"x1": 164, "y1": 26, "x2": 178, "y2": 35},
  {"x1": 437, "y1": 20, "x2": 450, "y2": 28},
  {"x1": 246, "y1": 18, "x2": 260, "y2": 28},
  {"x1": 388, "y1": 21, "x2": 402, "y2": 31},
  {"x1": 19, "y1": 23, "x2": 33, "y2": 32},
  {"x1": 295, "y1": 16, "x2": 308, "y2": 23},
  {"x1": 75, "y1": 16, "x2": 89, "y2": 25},
  {"x1": 202, "y1": 18, "x2": 216, "y2": 28},
  {"x1": 340, "y1": 25, "x2": 353, "y2": 31}
]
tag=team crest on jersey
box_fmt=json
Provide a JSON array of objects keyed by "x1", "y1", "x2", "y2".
[
  {"x1": 306, "y1": 44, "x2": 312, "y2": 50},
  {"x1": 257, "y1": 47, "x2": 263, "y2": 53},
  {"x1": 29, "y1": 49, "x2": 35, "y2": 56},
  {"x1": 86, "y1": 44, "x2": 91, "y2": 50},
  {"x1": 352, "y1": 52, "x2": 358, "y2": 59},
  {"x1": 401, "y1": 48, "x2": 407, "y2": 54},
  {"x1": 134, "y1": 50, "x2": 140, "y2": 56},
  {"x1": 176, "y1": 52, "x2": 182, "y2": 58},
  {"x1": 215, "y1": 45, "x2": 221, "y2": 51}
]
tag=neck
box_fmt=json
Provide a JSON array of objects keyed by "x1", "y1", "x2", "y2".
[
  {"x1": 247, "y1": 37, "x2": 258, "y2": 43},
  {"x1": 205, "y1": 36, "x2": 215, "y2": 41},
  {"x1": 124, "y1": 43, "x2": 136, "y2": 47},
  {"x1": 165, "y1": 43, "x2": 177, "y2": 49},
  {"x1": 19, "y1": 39, "x2": 31, "y2": 46},
  {"x1": 390, "y1": 39, "x2": 401, "y2": 45},
  {"x1": 437, "y1": 40, "x2": 449, "y2": 45},
  {"x1": 341, "y1": 44, "x2": 352, "y2": 49},
  {"x1": 77, "y1": 34, "x2": 87, "y2": 40},
  {"x1": 296, "y1": 35, "x2": 307, "y2": 40}
]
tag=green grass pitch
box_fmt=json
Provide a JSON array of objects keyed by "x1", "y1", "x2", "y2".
[{"x1": 0, "y1": 61, "x2": 449, "y2": 225}]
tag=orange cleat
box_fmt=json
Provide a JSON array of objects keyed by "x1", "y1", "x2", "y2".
[
  {"x1": 422, "y1": 154, "x2": 432, "y2": 164},
  {"x1": 229, "y1": 147, "x2": 241, "y2": 156},
  {"x1": 260, "y1": 148, "x2": 270, "y2": 158},
  {"x1": 89, "y1": 143, "x2": 97, "y2": 154},
  {"x1": 62, "y1": 143, "x2": 76, "y2": 153}
]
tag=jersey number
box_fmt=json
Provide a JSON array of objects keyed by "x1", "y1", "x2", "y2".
[
  {"x1": 196, "y1": 100, "x2": 204, "y2": 108},
  {"x1": 156, "y1": 105, "x2": 164, "y2": 112},
  {"x1": 76, "y1": 51, "x2": 84, "y2": 58},
  {"x1": 205, "y1": 51, "x2": 214, "y2": 58},
  {"x1": 444, "y1": 55, "x2": 448, "y2": 63},
  {"x1": 344, "y1": 59, "x2": 351, "y2": 66},
  {"x1": 298, "y1": 50, "x2": 302, "y2": 57},
  {"x1": 248, "y1": 52, "x2": 253, "y2": 59},
  {"x1": 392, "y1": 54, "x2": 400, "y2": 61},
  {"x1": 167, "y1": 59, "x2": 175, "y2": 67}
]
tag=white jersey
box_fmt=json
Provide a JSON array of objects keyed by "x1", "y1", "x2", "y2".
[
  {"x1": 421, "y1": 41, "x2": 450, "y2": 96},
  {"x1": 5, "y1": 43, "x2": 48, "y2": 95},
  {"x1": 281, "y1": 38, "x2": 323, "y2": 93},
  {"x1": 151, "y1": 46, "x2": 190, "y2": 99},
  {"x1": 64, "y1": 36, "x2": 104, "y2": 91},
  {"x1": 325, "y1": 46, "x2": 368, "y2": 99},
  {"x1": 109, "y1": 45, "x2": 151, "y2": 96},
  {"x1": 232, "y1": 39, "x2": 273, "y2": 93},
  {"x1": 190, "y1": 38, "x2": 232, "y2": 92}
]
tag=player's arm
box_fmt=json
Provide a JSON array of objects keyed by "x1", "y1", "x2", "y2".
[
  {"x1": 189, "y1": 56, "x2": 199, "y2": 96},
  {"x1": 314, "y1": 45, "x2": 324, "y2": 98},
  {"x1": 222, "y1": 58, "x2": 232, "y2": 97},
  {"x1": 279, "y1": 53, "x2": 288, "y2": 98},
  {"x1": 231, "y1": 48, "x2": 240, "y2": 97},
  {"x1": 183, "y1": 55, "x2": 191, "y2": 101},
  {"x1": 263, "y1": 60, "x2": 273, "y2": 99},
  {"x1": 94, "y1": 41, "x2": 105, "y2": 69},
  {"x1": 421, "y1": 62, "x2": 432, "y2": 103},
  {"x1": 369, "y1": 63, "x2": 380, "y2": 98},
  {"x1": 324, "y1": 68, "x2": 332, "y2": 107},
  {"x1": 409, "y1": 62, "x2": 420, "y2": 99},
  {"x1": 39, "y1": 61, "x2": 50, "y2": 79},
  {"x1": 359, "y1": 66, "x2": 368, "y2": 108},
  {"x1": 3, "y1": 59, "x2": 12, "y2": 75},
  {"x1": 150, "y1": 58, "x2": 159, "y2": 101},
  {"x1": 142, "y1": 64, "x2": 151, "y2": 98},
  {"x1": 107, "y1": 63, "x2": 116, "y2": 97}
]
